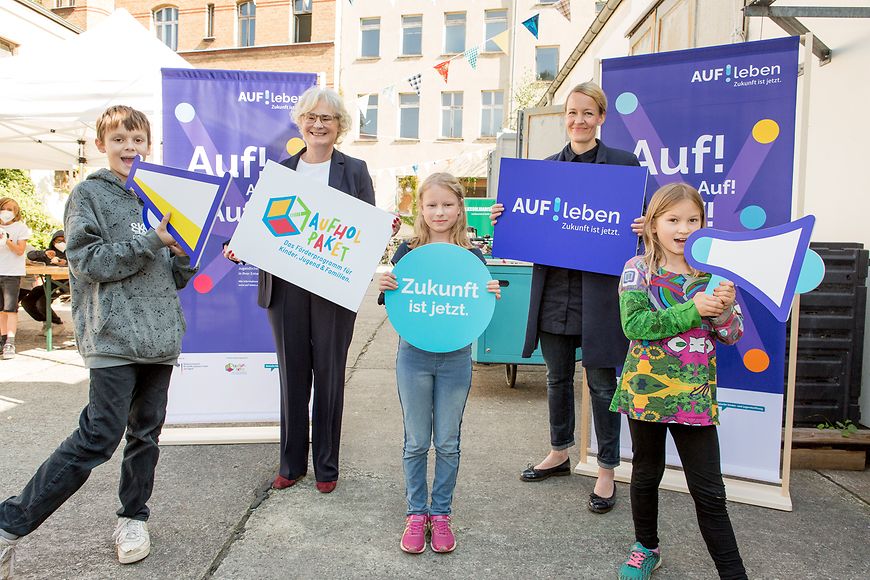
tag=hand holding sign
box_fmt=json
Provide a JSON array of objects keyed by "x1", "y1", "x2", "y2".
[
  {"x1": 492, "y1": 158, "x2": 647, "y2": 275},
  {"x1": 385, "y1": 243, "x2": 497, "y2": 353}
]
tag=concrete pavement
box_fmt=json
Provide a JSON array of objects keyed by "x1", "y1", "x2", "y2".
[{"x1": 1, "y1": 283, "x2": 868, "y2": 579}]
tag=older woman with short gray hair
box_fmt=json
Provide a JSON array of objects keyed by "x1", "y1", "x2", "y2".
[{"x1": 224, "y1": 86, "x2": 389, "y2": 494}]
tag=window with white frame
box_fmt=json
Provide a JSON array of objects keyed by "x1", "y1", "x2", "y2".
[
  {"x1": 399, "y1": 93, "x2": 419, "y2": 140},
  {"x1": 536, "y1": 46, "x2": 559, "y2": 81},
  {"x1": 154, "y1": 7, "x2": 179, "y2": 51},
  {"x1": 484, "y1": 9, "x2": 508, "y2": 52},
  {"x1": 444, "y1": 12, "x2": 466, "y2": 54},
  {"x1": 239, "y1": 2, "x2": 255, "y2": 47},
  {"x1": 480, "y1": 91, "x2": 503, "y2": 138},
  {"x1": 361, "y1": 17, "x2": 380, "y2": 57},
  {"x1": 401, "y1": 15, "x2": 422, "y2": 56},
  {"x1": 54, "y1": 0, "x2": 75, "y2": 7},
  {"x1": 441, "y1": 92, "x2": 463, "y2": 139},
  {"x1": 359, "y1": 94, "x2": 378, "y2": 138},
  {"x1": 294, "y1": 0, "x2": 312, "y2": 43},
  {"x1": 205, "y1": 4, "x2": 215, "y2": 38}
]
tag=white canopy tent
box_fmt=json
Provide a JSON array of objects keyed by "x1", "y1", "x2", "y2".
[{"x1": 0, "y1": 9, "x2": 192, "y2": 170}]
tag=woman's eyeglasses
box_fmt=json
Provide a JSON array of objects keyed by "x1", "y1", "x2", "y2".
[{"x1": 303, "y1": 113, "x2": 337, "y2": 124}]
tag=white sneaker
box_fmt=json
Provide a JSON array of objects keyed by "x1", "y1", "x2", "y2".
[
  {"x1": 112, "y1": 518, "x2": 150, "y2": 565},
  {"x1": 1, "y1": 343, "x2": 14, "y2": 360},
  {"x1": 0, "y1": 534, "x2": 19, "y2": 580}
]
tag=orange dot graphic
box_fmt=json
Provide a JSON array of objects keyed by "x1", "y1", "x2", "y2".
[
  {"x1": 743, "y1": 349, "x2": 770, "y2": 373},
  {"x1": 752, "y1": 119, "x2": 779, "y2": 144},
  {"x1": 286, "y1": 137, "x2": 305, "y2": 156}
]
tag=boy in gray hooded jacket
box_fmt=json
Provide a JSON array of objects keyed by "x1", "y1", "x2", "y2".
[{"x1": 0, "y1": 106, "x2": 196, "y2": 576}]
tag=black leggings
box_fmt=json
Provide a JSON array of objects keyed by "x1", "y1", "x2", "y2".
[{"x1": 628, "y1": 419, "x2": 748, "y2": 580}]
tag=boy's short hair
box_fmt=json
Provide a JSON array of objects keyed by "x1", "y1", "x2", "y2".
[{"x1": 96, "y1": 105, "x2": 151, "y2": 145}]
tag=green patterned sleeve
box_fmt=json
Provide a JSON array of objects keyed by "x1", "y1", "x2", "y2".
[{"x1": 619, "y1": 291, "x2": 702, "y2": 341}]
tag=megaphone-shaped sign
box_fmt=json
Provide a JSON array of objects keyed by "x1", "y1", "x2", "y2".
[
  {"x1": 126, "y1": 157, "x2": 232, "y2": 268},
  {"x1": 685, "y1": 215, "x2": 825, "y2": 322}
]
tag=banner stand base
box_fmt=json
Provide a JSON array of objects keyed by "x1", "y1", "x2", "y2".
[
  {"x1": 160, "y1": 426, "x2": 280, "y2": 446},
  {"x1": 575, "y1": 455, "x2": 792, "y2": 512}
]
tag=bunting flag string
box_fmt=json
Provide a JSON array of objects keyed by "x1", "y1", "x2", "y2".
[
  {"x1": 522, "y1": 14, "x2": 540, "y2": 39},
  {"x1": 356, "y1": 94, "x2": 370, "y2": 121},
  {"x1": 349, "y1": 14, "x2": 545, "y2": 121},
  {"x1": 491, "y1": 30, "x2": 510, "y2": 54},
  {"x1": 381, "y1": 84, "x2": 397, "y2": 106},
  {"x1": 463, "y1": 46, "x2": 479, "y2": 70},
  {"x1": 434, "y1": 60, "x2": 450, "y2": 83},
  {"x1": 407, "y1": 73, "x2": 422, "y2": 96},
  {"x1": 554, "y1": 0, "x2": 571, "y2": 22}
]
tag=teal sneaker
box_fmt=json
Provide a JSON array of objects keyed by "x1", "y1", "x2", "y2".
[{"x1": 618, "y1": 542, "x2": 661, "y2": 579}]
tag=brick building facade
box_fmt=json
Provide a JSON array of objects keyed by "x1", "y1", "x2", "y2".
[{"x1": 46, "y1": 0, "x2": 336, "y2": 84}]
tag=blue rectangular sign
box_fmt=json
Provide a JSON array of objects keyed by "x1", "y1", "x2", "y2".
[{"x1": 492, "y1": 158, "x2": 647, "y2": 276}]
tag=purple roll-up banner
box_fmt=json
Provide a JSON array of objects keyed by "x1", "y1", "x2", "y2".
[
  {"x1": 602, "y1": 37, "x2": 799, "y2": 483},
  {"x1": 161, "y1": 68, "x2": 318, "y2": 424}
]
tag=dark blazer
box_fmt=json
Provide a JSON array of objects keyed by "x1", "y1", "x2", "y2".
[
  {"x1": 257, "y1": 148, "x2": 376, "y2": 308},
  {"x1": 521, "y1": 139, "x2": 640, "y2": 368}
]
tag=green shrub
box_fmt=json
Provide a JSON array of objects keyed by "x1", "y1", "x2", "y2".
[{"x1": 0, "y1": 169, "x2": 61, "y2": 249}]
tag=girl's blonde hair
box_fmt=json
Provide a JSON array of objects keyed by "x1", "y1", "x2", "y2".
[
  {"x1": 291, "y1": 86, "x2": 353, "y2": 145},
  {"x1": 642, "y1": 182, "x2": 705, "y2": 276},
  {"x1": 0, "y1": 197, "x2": 21, "y2": 223},
  {"x1": 409, "y1": 173, "x2": 472, "y2": 249}
]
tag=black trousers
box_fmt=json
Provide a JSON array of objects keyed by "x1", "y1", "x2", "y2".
[
  {"x1": 538, "y1": 332, "x2": 621, "y2": 468},
  {"x1": 0, "y1": 364, "x2": 172, "y2": 537},
  {"x1": 628, "y1": 419, "x2": 747, "y2": 579},
  {"x1": 267, "y1": 278, "x2": 356, "y2": 483}
]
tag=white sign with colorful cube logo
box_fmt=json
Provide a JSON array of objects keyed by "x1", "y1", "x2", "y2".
[{"x1": 229, "y1": 160, "x2": 393, "y2": 312}]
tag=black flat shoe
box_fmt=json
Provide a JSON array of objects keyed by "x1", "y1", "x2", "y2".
[
  {"x1": 520, "y1": 459, "x2": 571, "y2": 482},
  {"x1": 588, "y1": 484, "x2": 617, "y2": 513}
]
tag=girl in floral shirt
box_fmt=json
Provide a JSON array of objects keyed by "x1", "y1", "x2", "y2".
[{"x1": 612, "y1": 183, "x2": 747, "y2": 580}]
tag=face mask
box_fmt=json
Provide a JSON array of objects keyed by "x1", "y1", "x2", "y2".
[
  {"x1": 0, "y1": 210, "x2": 13, "y2": 223},
  {"x1": 55, "y1": 242, "x2": 67, "y2": 252}
]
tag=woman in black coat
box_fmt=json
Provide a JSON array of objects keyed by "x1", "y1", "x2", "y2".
[{"x1": 491, "y1": 82, "x2": 644, "y2": 513}]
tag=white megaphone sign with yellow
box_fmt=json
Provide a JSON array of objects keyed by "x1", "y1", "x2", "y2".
[
  {"x1": 685, "y1": 215, "x2": 825, "y2": 322},
  {"x1": 125, "y1": 157, "x2": 231, "y2": 268}
]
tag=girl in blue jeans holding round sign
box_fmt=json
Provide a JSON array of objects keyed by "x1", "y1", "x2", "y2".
[{"x1": 379, "y1": 173, "x2": 500, "y2": 554}]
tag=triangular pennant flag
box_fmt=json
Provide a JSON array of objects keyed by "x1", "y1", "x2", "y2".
[
  {"x1": 125, "y1": 157, "x2": 231, "y2": 268},
  {"x1": 522, "y1": 14, "x2": 540, "y2": 39},
  {"x1": 464, "y1": 46, "x2": 479, "y2": 70},
  {"x1": 357, "y1": 94, "x2": 370, "y2": 121},
  {"x1": 491, "y1": 30, "x2": 510, "y2": 54},
  {"x1": 434, "y1": 60, "x2": 450, "y2": 83},
  {"x1": 554, "y1": 0, "x2": 571, "y2": 21},
  {"x1": 407, "y1": 73, "x2": 422, "y2": 96},
  {"x1": 381, "y1": 84, "x2": 397, "y2": 105}
]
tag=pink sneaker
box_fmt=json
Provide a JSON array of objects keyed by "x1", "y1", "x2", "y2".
[
  {"x1": 429, "y1": 515, "x2": 456, "y2": 553},
  {"x1": 400, "y1": 514, "x2": 428, "y2": 554}
]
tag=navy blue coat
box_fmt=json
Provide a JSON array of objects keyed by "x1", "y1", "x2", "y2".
[
  {"x1": 257, "y1": 148, "x2": 376, "y2": 308},
  {"x1": 521, "y1": 139, "x2": 640, "y2": 368}
]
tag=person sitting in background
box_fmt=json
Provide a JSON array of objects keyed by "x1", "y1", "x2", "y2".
[
  {"x1": 27, "y1": 230, "x2": 67, "y2": 267},
  {"x1": 20, "y1": 230, "x2": 67, "y2": 324}
]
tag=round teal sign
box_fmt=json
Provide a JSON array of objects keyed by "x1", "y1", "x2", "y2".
[{"x1": 385, "y1": 243, "x2": 496, "y2": 353}]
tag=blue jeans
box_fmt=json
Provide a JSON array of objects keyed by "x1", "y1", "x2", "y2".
[
  {"x1": 396, "y1": 339, "x2": 472, "y2": 516},
  {"x1": 538, "y1": 332, "x2": 621, "y2": 469}
]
